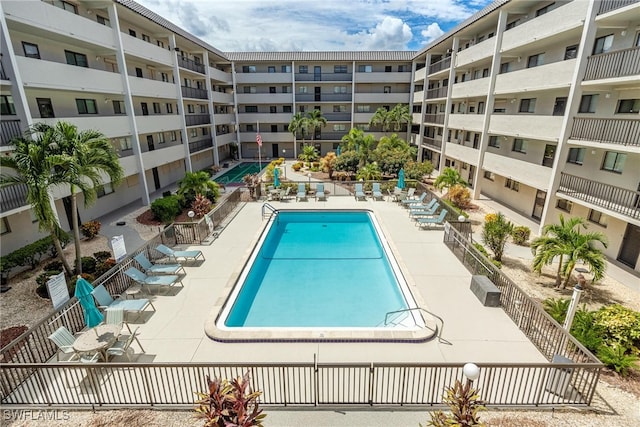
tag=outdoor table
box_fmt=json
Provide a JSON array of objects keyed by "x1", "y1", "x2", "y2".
[{"x1": 73, "y1": 324, "x2": 121, "y2": 361}]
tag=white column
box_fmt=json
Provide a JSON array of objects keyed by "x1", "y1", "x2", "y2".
[
  {"x1": 169, "y1": 34, "x2": 192, "y2": 172},
  {"x1": 203, "y1": 51, "x2": 219, "y2": 166},
  {"x1": 408, "y1": 60, "x2": 417, "y2": 146},
  {"x1": 438, "y1": 37, "x2": 459, "y2": 173},
  {"x1": 291, "y1": 60, "x2": 297, "y2": 159},
  {"x1": 231, "y1": 61, "x2": 242, "y2": 160}
]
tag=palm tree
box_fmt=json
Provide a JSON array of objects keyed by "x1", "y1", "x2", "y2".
[
  {"x1": 288, "y1": 113, "x2": 307, "y2": 159},
  {"x1": 178, "y1": 171, "x2": 220, "y2": 204},
  {"x1": 306, "y1": 109, "x2": 327, "y2": 142},
  {"x1": 340, "y1": 128, "x2": 375, "y2": 168},
  {"x1": 388, "y1": 104, "x2": 412, "y2": 132},
  {"x1": 434, "y1": 167, "x2": 467, "y2": 194},
  {"x1": 369, "y1": 107, "x2": 391, "y2": 132},
  {"x1": 560, "y1": 227, "x2": 608, "y2": 288},
  {"x1": 40, "y1": 121, "x2": 124, "y2": 275},
  {"x1": 355, "y1": 162, "x2": 382, "y2": 181},
  {"x1": 0, "y1": 132, "x2": 74, "y2": 275},
  {"x1": 298, "y1": 145, "x2": 319, "y2": 167}
]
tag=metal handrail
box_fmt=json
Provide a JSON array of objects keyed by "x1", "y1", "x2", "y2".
[
  {"x1": 261, "y1": 203, "x2": 278, "y2": 220},
  {"x1": 383, "y1": 307, "x2": 449, "y2": 344}
]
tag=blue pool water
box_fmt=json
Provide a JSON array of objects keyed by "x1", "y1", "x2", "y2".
[{"x1": 223, "y1": 211, "x2": 410, "y2": 327}]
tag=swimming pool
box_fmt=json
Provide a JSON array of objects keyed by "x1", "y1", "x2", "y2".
[
  {"x1": 215, "y1": 210, "x2": 426, "y2": 339},
  {"x1": 214, "y1": 162, "x2": 265, "y2": 185}
]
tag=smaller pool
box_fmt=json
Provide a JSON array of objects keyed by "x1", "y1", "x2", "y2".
[{"x1": 214, "y1": 162, "x2": 265, "y2": 185}]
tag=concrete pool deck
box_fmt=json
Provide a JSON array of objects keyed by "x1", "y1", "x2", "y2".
[{"x1": 127, "y1": 195, "x2": 547, "y2": 366}]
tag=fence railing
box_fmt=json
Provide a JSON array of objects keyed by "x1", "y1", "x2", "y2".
[
  {"x1": 557, "y1": 173, "x2": 640, "y2": 220},
  {"x1": 426, "y1": 86, "x2": 448, "y2": 99},
  {"x1": 1, "y1": 119, "x2": 22, "y2": 146},
  {"x1": 598, "y1": 0, "x2": 638, "y2": 14},
  {"x1": 429, "y1": 57, "x2": 451, "y2": 74},
  {"x1": 181, "y1": 86, "x2": 209, "y2": 100},
  {"x1": 570, "y1": 117, "x2": 640, "y2": 147},
  {"x1": 188, "y1": 137, "x2": 213, "y2": 153},
  {"x1": 185, "y1": 114, "x2": 211, "y2": 126},
  {"x1": 584, "y1": 46, "x2": 640, "y2": 81},
  {"x1": 0, "y1": 182, "x2": 29, "y2": 212},
  {"x1": 424, "y1": 114, "x2": 445, "y2": 125},
  {"x1": 177, "y1": 56, "x2": 205, "y2": 74},
  {"x1": 422, "y1": 137, "x2": 443, "y2": 151}
]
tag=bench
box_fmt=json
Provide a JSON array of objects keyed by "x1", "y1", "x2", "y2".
[{"x1": 470, "y1": 275, "x2": 501, "y2": 307}]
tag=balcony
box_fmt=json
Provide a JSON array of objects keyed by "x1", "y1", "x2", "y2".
[
  {"x1": 428, "y1": 57, "x2": 451, "y2": 75},
  {"x1": 353, "y1": 93, "x2": 408, "y2": 104},
  {"x1": 583, "y1": 47, "x2": 640, "y2": 81},
  {"x1": 355, "y1": 72, "x2": 410, "y2": 83},
  {"x1": 324, "y1": 112, "x2": 351, "y2": 121},
  {"x1": 181, "y1": 86, "x2": 208, "y2": 100},
  {"x1": 483, "y1": 152, "x2": 552, "y2": 190},
  {"x1": 185, "y1": 114, "x2": 211, "y2": 126},
  {"x1": 136, "y1": 114, "x2": 182, "y2": 135},
  {"x1": 296, "y1": 73, "x2": 352, "y2": 82},
  {"x1": 494, "y1": 59, "x2": 576, "y2": 94},
  {"x1": 557, "y1": 173, "x2": 640, "y2": 221},
  {"x1": 295, "y1": 93, "x2": 352, "y2": 102},
  {"x1": 598, "y1": 0, "x2": 639, "y2": 14},
  {"x1": 129, "y1": 78, "x2": 176, "y2": 99},
  {"x1": 451, "y1": 77, "x2": 489, "y2": 99},
  {"x1": 570, "y1": 118, "x2": 640, "y2": 148},
  {"x1": 178, "y1": 57, "x2": 205, "y2": 74},
  {"x1": 17, "y1": 57, "x2": 121, "y2": 93},
  {"x1": 488, "y1": 115, "x2": 563, "y2": 141},
  {"x1": 456, "y1": 38, "x2": 495, "y2": 68},
  {"x1": 0, "y1": 183, "x2": 28, "y2": 213},
  {"x1": 421, "y1": 137, "x2": 442, "y2": 151},
  {"x1": 426, "y1": 86, "x2": 448, "y2": 99},
  {"x1": 209, "y1": 67, "x2": 232, "y2": 84},
  {"x1": 1, "y1": 120, "x2": 22, "y2": 146},
  {"x1": 424, "y1": 113, "x2": 445, "y2": 125},
  {"x1": 189, "y1": 137, "x2": 213, "y2": 153},
  {"x1": 447, "y1": 114, "x2": 485, "y2": 132},
  {"x1": 445, "y1": 142, "x2": 479, "y2": 166},
  {"x1": 316, "y1": 132, "x2": 347, "y2": 140}
]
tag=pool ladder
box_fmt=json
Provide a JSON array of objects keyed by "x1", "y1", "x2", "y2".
[
  {"x1": 262, "y1": 203, "x2": 278, "y2": 221},
  {"x1": 382, "y1": 307, "x2": 449, "y2": 344}
]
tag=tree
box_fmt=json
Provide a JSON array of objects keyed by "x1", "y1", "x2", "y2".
[
  {"x1": 0, "y1": 132, "x2": 74, "y2": 275},
  {"x1": 288, "y1": 112, "x2": 307, "y2": 159},
  {"x1": 369, "y1": 107, "x2": 391, "y2": 132},
  {"x1": 388, "y1": 104, "x2": 412, "y2": 132},
  {"x1": 481, "y1": 212, "x2": 513, "y2": 263},
  {"x1": 306, "y1": 109, "x2": 327, "y2": 143},
  {"x1": 40, "y1": 122, "x2": 124, "y2": 275},
  {"x1": 355, "y1": 162, "x2": 382, "y2": 181},
  {"x1": 298, "y1": 145, "x2": 319, "y2": 167},
  {"x1": 559, "y1": 226, "x2": 608, "y2": 288},
  {"x1": 178, "y1": 171, "x2": 220, "y2": 206},
  {"x1": 320, "y1": 152, "x2": 338, "y2": 179},
  {"x1": 434, "y1": 167, "x2": 467, "y2": 194},
  {"x1": 340, "y1": 128, "x2": 375, "y2": 168}
]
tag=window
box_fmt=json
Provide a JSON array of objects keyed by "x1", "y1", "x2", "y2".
[
  {"x1": 536, "y1": 2, "x2": 555, "y2": 16},
  {"x1": 245, "y1": 106, "x2": 258, "y2": 113},
  {"x1": 1, "y1": 218, "x2": 10, "y2": 235},
  {"x1": 636, "y1": 31, "x2": 640, "y2": 47},
  {"x1": 129, "y1": 29, "x2": 137, "y2": 37},
  {"x1": 268, "y1": 66, "x2": 276, "y2": 73},
  {"x1": 170, "y1": 131, "x2": 177, "y2": 141},
  {"x1": 112, "y1": 100, "x2": 125, "y2": 115},
  {"x1": 333, "y1": 124, "x2": 346, "y2": 131},
  {"x1": 299, "y1": 105, "x2": 306, "y2": 112},
  {"x1": 358, "y1": 65, "x2": 373, "y2": 72},
  {"x1": 299, "y1": 65, "x2": 308, "y2": 73},
  {"x1": 0, "y1": 95, "x2": 15, "y2": 115},
  {"x1": 384, "y1": 86, "x2": 391, "y2": 93},
  {"x1": 299, "y1": 86, "x2": 308, "y2": 93},
  {"x1": 53, "y1": 0, "x2": 77, "y2": 13},
  {"x1": 601, "y1": 151, "x2": 626, "y2": 173},
  {"x1": 578, "y1": 95, "x2": 598, "y2": 113},
  {"x1": 505, "y1": 178, "x2": 520, "y2": 191},
  {"x1": 243, "y1": 86, "x2": 256, "y2": 94},
  {"x1": 190, "y1": 128, "x2": 197, "y2": 137},
  {"x1": 153, "y1": 102, "x2": 161, "y2": 114},
  {"x1": 567, "y1": 147, "x2": 585, "y2": 164},
  {"x1": 281, "y1": 65, "x2": 291, "y2": 73},
  {"x1": 616, "y1": 99, "x2": 640, "y2": 114},
  {"x1": 22, "y1": 42, "x2": 40, "y2": 59},
  {"x1": 334, "y1": 65, "x2": 347, "y2": 73},
  {"x1": 527, "y1": 53, "x2": 544, "y2": 68},
  {"x1": 269, "y1": 106, "x2": 277, "y2": 113},
  {"x1": 97, "y1": 15, "x2": 110, "y2": 26},
  {"x1": 519, "y1": 98, "x2": 536, "y2": 113},
  {"x1": 246, "y1": 124, "x2": 255, "y2": 132},
  {"x1": 269, "y1": 86, "x2": 276, "y2": 94},
  {"x1": 76, "y1": 99, "x2": 97, "y2": 114},
  {"x1": 166, "y1": 103, "x2": 173, "y2": 114},
  {"x1": 483, "y1": 171, "x2": 495, "y2": 181},
  {"x1": 282, "y1": 86, "x2": 291, "y2": 93},
  {"x1": 113, "y1": 137, "x2": 132, "y2": 151},
  {"x1": 588, "y1": 210, "x2": 607, "y2": 227},
  {"x1": 333, "y1": 86, "x2": 347, "y2": 93},
  {"x1": 242, "y1": 65, "x2": 256, "y2": 73},
  {"x1": 593, "y1": 34, "x2": 613, "y2": 54},
  {"x1": 283, "y1": 105, "x2": 292, "y2": 113},
  {"x1": 161, "y1": 72, "x2": 169, "y2": 82},
  {"x1": 564, "y1": 45, "x2": 578, "y2": 60},
  {"x1": 385, "y1": 65, "x2": 392, "y2": 72},
  {"x1": 556, "y1": 199, "x2": 573, "y2": 213},
  {"x1": 96, "y1": 182, "x2": 114, "y2": 198},
  {"x1": 506, "y1": 20, "x2": 519, "y2": 30},
  {"x1": 142, "y1": 34, "x2": 150, "y2": 42},
  {"x1": 37, "y1": 98, "x2": 54, "y2": 118},
  {"x1": 499, "y1": 62, "x2": 510, "y2": 74},
  {"x1": 199, "y1": 104, "x2": 207, "y2": 114},
  {"x1": 477, "y1": 101, "x2": 485, "y2": 114},
  {"x1": 356, "y1": 105, "x2": 370, "y2": 113},
  {"x1": 187, "y1": 104, "x2": 195, "y2": 113},
  {"x1": 398, "y1": 65, "x2": 408, "y2": 72},
  {"x1": 65, "y1": 50, "x2": 88, "y2": 67},
  {"x1": 333, "y1": 105, "x2": 346, "y2": 112},
  {"x1": 512, "y1": 138, "x2": 527, "y2": 153},
  {"x1": 488, "y1": 136, "x2": 500, "y2": 148},
  {"x1": 271, "y1": 125, "x2": 278, "y2": 132},
  {"x1": 158, "y1": 132, "x2": 165, "y2": 143},
  {"x1": 157, "y1": 40, "x2": 165, "y2": 48},
  {"x1": 135, "y1": 67, "x2": 143, "y2": 78},
  {"x1": 202, "y1": 127, "x2": 208, "y2": 135}
]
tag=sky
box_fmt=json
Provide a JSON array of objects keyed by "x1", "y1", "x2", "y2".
[{"x1": 134, "y1": 0, "x2": 493, "y2": 52}]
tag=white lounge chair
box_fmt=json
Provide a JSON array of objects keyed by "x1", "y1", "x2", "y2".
[
  {"x1": 415, "y1": 209, "x2": 448, "y2": 229},
  {"x1": 124, "y1": 267, "x2": 183, "y2": 294},
  {"x1": 134, "y1": 253, "x2": 185, "y2": 275},
  {"x1": 372, "y1": 183, "x2": 383, "y2": 200},
  {"x1": 48, "y1": 326, "x2": 78, "y2": 361},
  {"x1": 354, "y1": 183, "x2": 366, "y2": 201},
  {"x1": 155, "y1": 244, "x2": 205, "y2": 263},
  {"x1": 91, "y1": 284, "x2": 156, "y2": 318},
  {"x1": 401, "y1": 192, "x2": 426, "y2": 207},
  {"x1": 316, "y1": 183, "x2": 326, "y2": 201},
  {"x1": 106, "y1": 327, "x2": 144, "y2": 362},
  {"x1": 296, "y1": 183, "x2": 307, "y2": 201}
]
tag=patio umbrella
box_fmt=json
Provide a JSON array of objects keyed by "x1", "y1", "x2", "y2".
[
  {"x1": 273, "y1": 167, "x2": 280, "y2": 188},
  {"x1": 397, "y1": 168, "x2": 406, "y2": 189},
  {"x1": 74, "y1": 276, "x2": 103, "y2": 329}
]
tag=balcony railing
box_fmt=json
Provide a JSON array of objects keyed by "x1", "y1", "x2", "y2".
[
  {"x1": 295, "y1": 73, "x2": 352, "y2": 81},
  {"x1": 177, "y1": 57, "x2": 205, "y2": 74},
  {"x1": 422, "y1": 136, "x2": 442, "y2": 151},
  {"x1": 316, "y1": 132, "x2": 347, "y2": 140},
  {"x1": 557, "y1": 173, "x2": 640, "y2": 220},
  {"x1": 584, "y1": 46, "x2": 640, "y2": 81},
  {"x1": 188, "y1": 137, "x2": 213, "y2": 153},
  {"x1": 1, "y1": 120, "x2": 22, "y2": 146},
  {"x1": 0, "y1": 62, "x2": 7, "y2": 80},
  {"x1": 598, "y1": 0, "x2": 638, "y2": 14},
  {"x1": 426, "y1": 86, "x2": 448, "y2": 99},
  {"x1": 323, "y1": 112, "x2": 351, "y2": 121},
  {"x1": 185, "y1": 114, "x2": 211, "y2": 126},
  {"x1": 428, "y1": 57, "x2": 451, "y2": 74},
  {"x1": 181, "y1": 86, "x2": 209, "y2": 99},
  {"x1": 295, "y1": 93, "x2": 352, "y2": 102},
  {"x1": 570, "y1": 118, "x2": 640, "y2": 147},
  {"x1": 424, "y1": 113, "x2": 445, "y2": 125},
  {"x1": 0, "y1": 183, "x2": 29, "y2": 212}
]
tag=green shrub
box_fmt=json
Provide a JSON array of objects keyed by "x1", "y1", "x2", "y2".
[
  {"x1": 597, "y1": 344, "x2": 639, "y2": 377},
  {"x1": 447, "y1": 184, "x2": 471, "y2": 209},
  {"x1": 43, "y1": 261, "x2": 64, "y2": 272},
  {"x1": 570, "y1": 308, "x2": 604, "y2": 352},
  {"x1": 594, "y1": 304, "x2": 640, "y2": 352},
  {"x1": 95, "y1": 258, "x2": 116, "y2": 278},
  {"x1": 80, "y1": 220, "x2": 101, "y2": 239},
  {"x1": 80, "y1": 256, "x2": 97, "y2": 274},
  {"x1": 542, "y1": 298, "x2": 570, "y2": 324},
  {"x1": 511, "y1": 226, "x2": 531, "y2": 246},
  {"x1": 93, "y1": 251, "x2": 112, "y2": 262},
  {"x1": 333, "y1": 150, "x2": 359, "y2": 173},
  {"x1": 481, "y1": 212, "x2": 513, "y2": 262},
  {"x1": 439, "y1": 198, "x2": 469, "y2": 219},
  {"x1": 4, "y1": 233, "x2": 69, "y2": 271},
  {"x1": 151, "y1": 195, "x2": 182, "y2": 224},
  {"x1": 404, "y1": 160, "x2": 434, "y2": 180}
]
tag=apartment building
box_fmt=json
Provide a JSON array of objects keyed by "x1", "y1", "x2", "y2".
[{"x1": 1, "y1": 0, "x2": 638, "y2": 274}]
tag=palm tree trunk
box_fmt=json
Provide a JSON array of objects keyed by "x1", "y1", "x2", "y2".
[
  {"x1": 555, "y1": 254, "x2": 563, "y2": 287},
  {"x1": 71, "y1": 191, "x2": 82, "y2": 274},
  {"x1": 562, "y1": 261, "x2": 575, "y2": 289},
  {"x1": 51, "y1": 230, "x2": 73, "y2": 275}
]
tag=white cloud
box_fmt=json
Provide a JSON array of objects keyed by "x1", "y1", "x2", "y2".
[
  {"x1": 421, "y1": 22, "x2": 445, "y2": 44},
  {"x1": 354, "y1": 16, "x2": 413, "y2": 51}
]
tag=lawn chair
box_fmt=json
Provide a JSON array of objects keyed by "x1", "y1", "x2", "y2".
[
  {"x1": 105, "y1": 307, "x2": 132, "y2": 334},
  {"x1": 415, "y1": 209, "x2": 448, "y2": 229},
  {"x1": 48, "y1": 326, "x2": 78, "y2": 361},
  {"x1": 316, "y1": 183, "x2": 326, "y2": 201},
  {"x1": 408, "y1": 199, "x2": 438, "y2": 216},
  {"x1": 155, "y1": 244, "x2": 205, "y2": 264},
  {"x1": 372, "y1": 183, "x2": 383, "y2": 201},
  {"x1": 354, "y1": 183, "x2": 366, "y2": 201},
  {"x1": 106, "y1": 327, "x2": 144, "y2": 362},
  {"x1": 91, "y1": 284, "x2": 156, "y2": 319},
  {"x1": 401, "y1": 192, "x2": 426, "y2": 207},
  {"x1": 280, "y1": 186, "x2": 291, "y2": 201},
  {"x1": 134, "y1": 253, "x2": 185, "y2": 275},
  {"x1": 124, "y1": 267, "x2": 183, "y2": 294},
  {"x1": 296, "y1": 183, "x2": 307, "y2": 201}
]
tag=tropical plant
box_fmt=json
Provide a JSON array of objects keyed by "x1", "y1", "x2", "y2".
[
  {"x1": 320, "y1": 152, "x2": 338, "y2": 179},
  {"x1": 194, "y1": 372, "x2": 266, "y2": 427},
  {"x1": 594, "y1": 304, "x2": 640, "y2": 351},
  {"x1": 369, "y1": 107, "x2": 392, "y2": 132},
  {"x1": 388, "y1": 104, "x2": 412, "y2": 132},
  {"x1": 434, "y1": 167, "x2": 467, "y2": 194},
  {"x1": 305, "y1": 109, "x2": 327, "y2": 142},
  {"x1": 178, "y1": 171, "x2": 220, "y2": 206},
  {"x1": 404, "y1": 160, "x2": 434, "y2": 181},
  {"x1": 80, "y1": 220, "x2": 101, "y2": 240},
  {"x1": 36, "y1": 121, "x2": 124, "y2": 275},
  {"x1": 597, "y1": 344, "x2": 639, "y2": 377},
  {"x1": 423, "y1": 379, "x2": 486, "y2": 427},
  {"x1": 542, "y1": 297, "x2": 570, "y2": 324},
  {"x1": 355, "y1": 162, "x2": 382, "y2": 181},
  {"x1": 481, "y1": 212, "x2": 513, "y2": 262},
  {"x1": 447, "y1": 184, "x2": 471, "y2": 209},
  {"x1": 288, "y1": 112, "x2": 308, "y2": 158},
  {"x1": 570, "y1": 307, "x2": 604, "y2": 352},
  {"x1": 511, "y1": 226, "x2": 531, "y2": 246},
  {"x1": 191, "y1": 193, "x2": 212, "y2": 218},
  {"x1": 298, "y1": 145, "x2": 319, "y2": 167},
  {"x1": 0, "y1": 130, "x2": 74, "y2": 275},
  {"x1": 333, "y1": 150, "x2": 360, "y2": 174},
  {"x1": 558, "y1": 227, "x2": 607, "y2": 288},
  {"x1": 150, "y1": 195, "x2": 181, "y2": 224}
]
